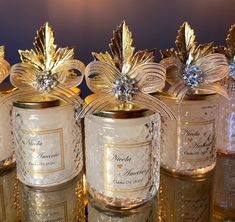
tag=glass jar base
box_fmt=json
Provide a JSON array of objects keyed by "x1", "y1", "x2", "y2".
[
  {"x1": 88, "y1": 187, "x2": 157, "y2": 211},
  {"x1": 0, "y1": 154, "x2": 16, "y2": 174},
  {"x1": 160, "y1": 163, "x2": 216, "y2": 177},
  {"x1": 217, "y1": 149, "x2": 235, "y2": 156},
  {"x1": 213, "y1": 205, "x2": 235, "y2": 220}
]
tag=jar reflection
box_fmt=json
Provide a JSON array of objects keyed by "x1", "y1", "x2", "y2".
[
  {"x1": 0, "y1": 168, "x2": 18, "y2": 222},
  {"x1": 158, "y1": 170, "x2": 214, "y2": 222},
  {"x1": 19, "y1": 173, "x2": 85, "y2": 222},
  {"x1": 88, "y1": 197, "x2": 158, "y2": 222},
  {"x1": 213, "y1": 154, "x2": 235, "y2": 221}
]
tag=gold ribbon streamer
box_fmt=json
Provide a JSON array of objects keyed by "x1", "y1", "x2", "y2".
[
  {"x1": 9, "y1": 23, "x2": 85, "y2": 105},
  {"x1": 80, "y1": 22, "x2": 175, "y2": 119},
  {"x1": 160, "y1": 22, "x2": 229, "y2": 101}
]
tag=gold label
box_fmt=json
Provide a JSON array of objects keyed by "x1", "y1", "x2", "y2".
[
  {"x1": 33, "y1": 201, "x2": 68, "y2": 222},
  {"x1": 179, "y1": 120, "x2": 216, "y2": 165},
  {"x1": 0, "y1": 184, "x2": 6, "y2": 221},
  {"x1": 20, "y1": 128, "x2": 65, "y2": 174},
  {"x1": 104, "y1": 141, "x2": 151, "y2": 196}
]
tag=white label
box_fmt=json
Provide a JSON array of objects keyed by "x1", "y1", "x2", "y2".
[
  {"x1": 20, "y1": 128, "x2": 65, "y2": 174},
  {"x1": 179, "y1": 120, "x2": 215, "y2": 165},
  {"x1": 33, "y1": 202, "x2": 68, "y2": 222},
  {"x1": 0, "y1": 184, "x2": 6, "y2": 221},
  {"x1": 104, "y1": 141, "x2": 151, "y2": 196}
]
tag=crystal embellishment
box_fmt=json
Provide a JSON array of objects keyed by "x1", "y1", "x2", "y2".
[
  {"x1": 182, "y1": 65, "x2": 204, "y2": 88},
  {"x1": 35, "y1": 71, "x2": 58, "y2": 93},
  {"x1": 229, "y1": 62, "x2": 235, "y2": 79},
  {"x1": 112, "y1": 75, "x2": 138, "y2": 101}
]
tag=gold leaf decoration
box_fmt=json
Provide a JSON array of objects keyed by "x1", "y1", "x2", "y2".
[
  {"x1": 175, "y1": 22, "x2": 196, "y2": 63},
  {"x1": 0, "y1": 46, "x2": 5, "y2": 59},
  {"x1": 226, "y1": 24, "x2": 235, "y2": 58},
  {"x1": 192, "y1": 42, "x2": 214, "y2": 61}
]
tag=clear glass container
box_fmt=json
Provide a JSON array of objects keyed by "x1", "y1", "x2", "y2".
[
  {"x1": 0, "y1": 168, "x2": 18, "y2": 222},
  {"x1": 159, "y1": 169, "x2": 214, "y2": 222},
  {"x1": 85, "y1": 102, "x2": 160, "y2": 210},
  {"x1": 88, "y1": 197, "x2": 157, "y2": 222},
  {"x1": 12, "y1": 96, "x2": 83, "y2": 187},
  {"x1": 0, "y1": 87, "x2": 16, "y2": 172},
  {"x1": 19, "y1": 172, "x2": 85, "y2": 222},
  {"x1": 217, "y1": 91, "x2": 235, "y2": 155},
  {"x1": 158, "y1": 93, "x2": 219, "y2": 175},
  {"x1": 213, "y1": 153, "x2": 235, "y2": 220}
]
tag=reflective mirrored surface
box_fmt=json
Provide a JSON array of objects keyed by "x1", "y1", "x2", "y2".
[{"x1": 0, "y1": 154, "x2": 234, "y2": 221}]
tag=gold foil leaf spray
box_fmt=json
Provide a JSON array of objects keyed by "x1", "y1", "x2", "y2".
[
  {"x1": 160, "y1": 22, "x2": 229, "y2": 100},
  {"x1": 9, "y1": 22, "x2": 85, "y2": 105},
  {"x1": 0, "y1": 45, "x2": 10, "y2": 85},
  {"x1": 81, "y1": 21, "x2": 175, "y2": 119}
]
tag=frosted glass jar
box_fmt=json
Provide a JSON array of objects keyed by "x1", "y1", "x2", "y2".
[
  {"x1": 213, "y1": 153, "x2": 235, "y2": 220},
  {"x1": 0, "y1": 88, "x2": 15, "y2": 172},
  {"x1": 12, "y1": 96, "x2": 83, "y2": 187},
  {"x1": 0, "y1": 169, "x2": 17, "y2": 222},
  {"x1": 19, "y1": 172, "x2": 85, "y2": 222},
  {"x1": 158, "y1": 93, "x2": 219, "y2": 175},
  {"x1": 85, "y1": 102, "x2": 160, "y2": 210},
  {"x1": 159, "y1": 170, "x2": 214, "y2": 222},
  {"x1": 217, "y1": 91, "x2": 235, "y2": 155}
]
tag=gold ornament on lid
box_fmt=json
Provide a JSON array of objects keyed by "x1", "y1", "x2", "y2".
[
  {"x1": 160, "y1": 22, "x2": 229, "y2": 101},
  {"x1": 215, "y1": 24, "x2": 235, "y2": 92},
  {"x1": 9, "y1": 22, "x2": 85, "y2": 105},
  {"x1": 0, "y1": 46, "x2": 10, "y2": 87},
  {"x1": 81, "y1": 21, "x2": 175, "y2": 119}
]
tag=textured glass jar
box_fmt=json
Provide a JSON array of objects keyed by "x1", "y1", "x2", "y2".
[
  {"x1": 88, "y1": 197, "x2": 157, "y2": 222},
  {"x1": 85, "y1": 99, "x2": 160, "y2": 210},
  {"x1": 213, "y1": 153, "x2": 235, "y2": 220},
  {"x1": 217, "y1": 91, "x2": 235, "y2": 155},
  {"x1": 19, "y1": 172, "x2": 85, "y2": 222},
  {"x1": 12, "y1": 96, "x2": 83, "y2": 187},
  {"x1": 0, "y1": 87, "x2": 16, "y2": 172},
  {"x1": 158, "y1": 93, "x2": 218, "y2": 175},
  {"x1": 159, "y1": 170, "x2": 214, "y2": 222},
  {"x1": 0, "y1": 168, "x2": 17, "y2": 222}
]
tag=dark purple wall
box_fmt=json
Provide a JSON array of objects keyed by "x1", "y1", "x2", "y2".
[{"x1": 0, "y1": 0, "x2": 234, "y2": 96}]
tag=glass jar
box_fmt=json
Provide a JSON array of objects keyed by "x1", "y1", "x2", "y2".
[
  {"x1": 12, "y1": 96, "x2": 83, "y2": 187},
  {"x1": 159, "y1": 169, "x2": 214, "y2": 222},
  {"x1": 85, "y1": 97, "x2": 161, "y2": 210},
  {"x1": 213, "y1": 153, "x2": 235, "y2": 220},
  {"x1": 0, "y1": 86, "x2": 16, "y2": 172},
  {"x1": 19, "y1": 172, "x2": 85, "y2": 222},
  {"x1": 217, "y1": 91, "x2": 235, "y2": 155},
  {"x1": 88, "y1": 197, "x2": 157, "y2": 222},
  {"x1": 0, "y1": 168, "x2": 18, "y2": 222},
  {"x1": 158, "y1": 92, "x2": 219, "y2": 175}
]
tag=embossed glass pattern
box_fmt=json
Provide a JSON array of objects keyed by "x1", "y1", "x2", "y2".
[
  {"x1": 0, "y1": 169, "x2": 17, "y2": 222},
  {"x1": 217, "y1": 91, "x2": 235, "y2": 154},
  {"x1": 159, "y1": 94, "x2": 218, "y2": 175},
  {"x1": 12, "y1": 103, "x2": 83, "y2": 187},
  {"x1": 159, "y1": 170, "x2": 214, "y2": 222},
  {"x1": 85, "y1": 113, "x2": 160, "y2": 209},
  {"x1": 213, "y1": 154, "x2": 235, "y2": 220},
  {"x1": 0, "y1": 98, "x2": 15, "y2": 171},
  {"x1": 19, "y1": 173, "x2": 85, "y2": 222}
]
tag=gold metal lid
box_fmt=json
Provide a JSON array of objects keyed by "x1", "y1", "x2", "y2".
[
  {"x1": 13, "y1": 87, "x2": 81, "y2": 109},
  {"x1": 154, "y1": 89, "x2": 216, "y2": 101},
  {"x1": 84, "y1": 94, "x2": 153, "y2": 119}
]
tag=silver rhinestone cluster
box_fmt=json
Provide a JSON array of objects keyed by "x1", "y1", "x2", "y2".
[
  {"x1": 229, "y1": 62, "x2": 235, "y2": 79},
  {"x1": 35, "y1": 71, "x2": 58, "y2": 93},
  {"x1": 112, "y1": 74, "x2": 138, "y2": 101},
  {"x1": 182, "y1": 65, "x2": 204, "y2": 88}
]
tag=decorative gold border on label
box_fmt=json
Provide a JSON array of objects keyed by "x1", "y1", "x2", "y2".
[
  {"x1": 179, "y1": 119, "x2": 215, "y2": 163},
  {"x1": 0, "y1": 184, "x2": 6, "y2": 221},
  {"x1": 21, "y1": 128, "x2": 65, "y2": 174},
  {"x1": 103, "y1": 141, "x2": 152, "y2": 193}
]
